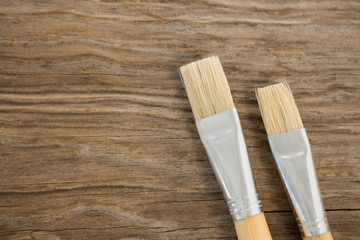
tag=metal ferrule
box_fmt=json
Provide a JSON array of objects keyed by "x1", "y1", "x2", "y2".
[
  {"x1": 268, "y1": 128, "x2": 330, "y2": 237},
  {"x1": 196, "y1": 108, "x2": 262, "y2": 221}
]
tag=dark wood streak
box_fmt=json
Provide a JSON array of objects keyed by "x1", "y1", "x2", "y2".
[{"x1": 0, "y1": 0, "x2": 359, "y2": 239}]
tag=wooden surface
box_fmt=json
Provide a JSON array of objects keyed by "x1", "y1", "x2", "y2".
[{"x1": 0, "y1": 0, "x2": 359, "y2": 239}]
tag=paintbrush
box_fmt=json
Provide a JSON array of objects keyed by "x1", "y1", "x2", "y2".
[
  {"x1": 179, "y1": 56, "x2": 272, "y2": 240},
  {"x1": 256, "y1": 82, "x2": 333, "y2": 240}
]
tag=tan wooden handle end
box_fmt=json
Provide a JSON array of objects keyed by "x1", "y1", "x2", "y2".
[
  {"x1": 234, "y1": 213, "x2": 272, "y2": 240},
  {"x1": 303, "y1": 232, "x2": 333, "y2": 240}
]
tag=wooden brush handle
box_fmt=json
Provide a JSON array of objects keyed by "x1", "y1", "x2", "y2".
[
  {"x1": 234, "y1": 213, "x2": 272, "y2": 240},
  {"x1": 303, "y1": 232, "x2": 333, "y2": 240}
]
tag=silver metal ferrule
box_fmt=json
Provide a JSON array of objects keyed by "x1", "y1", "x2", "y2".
[
  {"x1": 196, "y1": 108, "x2": 262, "y2": 221},
  {"x1": 268, "y1": 128, "x2": 330, "y2": 237}
]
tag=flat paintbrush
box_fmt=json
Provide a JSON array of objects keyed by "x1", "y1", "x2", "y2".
[
  {"x1": 256, "y1": 82, "x2": 333, "y2": 240},
  {"x1": 179, "y1": 56, "x2": 272, "y2": 240}
]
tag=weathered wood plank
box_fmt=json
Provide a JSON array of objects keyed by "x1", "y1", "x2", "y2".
[{"x1": 0, "y1": 0, "x2": 359, "y2": 239}]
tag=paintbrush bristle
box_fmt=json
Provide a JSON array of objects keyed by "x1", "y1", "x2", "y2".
[
  {"x1": 256, "y1": 82, "x2": 304, "y2": 136},
  {"x1": 179, "y1": 56, "x2": 235, "y2": 120}
]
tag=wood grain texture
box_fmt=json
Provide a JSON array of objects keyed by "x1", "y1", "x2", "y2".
[{"x1": 0, "y1": 0, "x2": 359, "y2": 239}]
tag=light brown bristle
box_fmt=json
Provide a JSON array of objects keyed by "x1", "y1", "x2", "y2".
[
  {"x1": 179, "y1": 56, "x2": 235, "y2": 120},
  {"x1": 256, "y1": 82, "x2": 304, "y2": 136}
]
